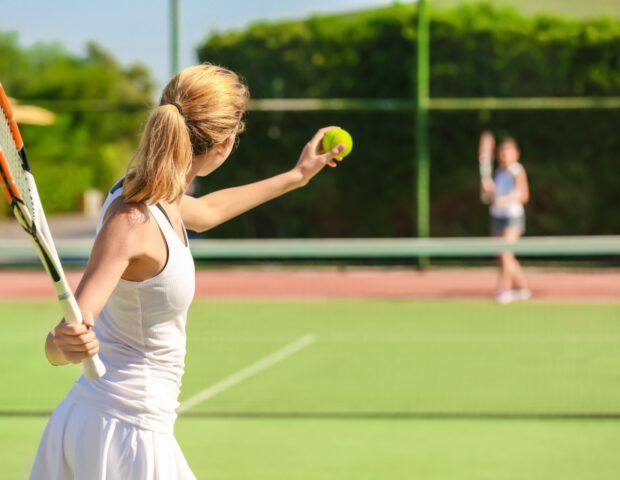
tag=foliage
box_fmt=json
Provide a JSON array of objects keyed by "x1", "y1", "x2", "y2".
[
  {"x1": 433, "y1": 0, "x2": 620, "y2": 20},
  {"x1": 0, "y1": 33, "x2": 154, "y2": 214},
  {"x1": 196, "y1": 2, "x2": 620, "y2": 237}
]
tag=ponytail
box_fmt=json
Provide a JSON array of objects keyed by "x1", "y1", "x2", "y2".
[
  {"x1": 123, "y1": 63, "x2": 249, "y2": 205},
  {"x1": 123, "y1": 104, "x2": 192, "y2": 204}
]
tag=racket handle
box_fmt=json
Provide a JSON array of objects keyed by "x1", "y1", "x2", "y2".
[
  {"x1": 83, "y1": 355, "x2": 107, "y2": 381},
  {"x1": 479, "y1": 154, "x2": 492, "y2": 180},
  {"x1": 60, "y1": 292, "x2": 107, "y2": 381},
  {"x1": 480, "y1": 191, "x2": 493, "y2": 204}
]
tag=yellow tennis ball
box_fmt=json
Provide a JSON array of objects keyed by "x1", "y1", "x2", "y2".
[{"x1": 322, "y1": 128, "x2": 353, "y2": 159}]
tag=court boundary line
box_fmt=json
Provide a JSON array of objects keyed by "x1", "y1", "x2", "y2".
[
  {"x1": 177, "y1": 411, "x2": 620, "y2": 420},
  {"x1": 3, "y1": 410, "x2": 620, "y2": 420},
  {"x1": 177, "y1": 334, "x2": 315, "y2": 414}
]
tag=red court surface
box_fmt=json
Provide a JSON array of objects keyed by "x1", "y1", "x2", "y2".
[{"x1": 0, "y1": 267, "x2": 618, "y2": 301}]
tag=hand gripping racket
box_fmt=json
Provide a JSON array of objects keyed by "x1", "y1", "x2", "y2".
[{"x1": 0, "y1": 84, "x2": 106, "y2": 380}]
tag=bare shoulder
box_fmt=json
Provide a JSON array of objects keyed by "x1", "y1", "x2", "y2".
[
  {"x1": 101, "y1": 196, "x2": 149, "y2": 227},
  {"x1": 510, "y1": 162, "x2": 526, "y2": 175},
  {"x1": 75, "y1": 198, "x2": 158, "y2": 307},
  {"x1": 96, "y1": 198, "x2": 155, "y2": 257}
]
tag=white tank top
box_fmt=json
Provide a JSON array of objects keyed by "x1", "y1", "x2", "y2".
[
  {"x1": 490, "y1": 162, "x2": 525, "y2": 219},
  {"x1": 69, "y1": 180, "x2": 195, "y2": 434}
]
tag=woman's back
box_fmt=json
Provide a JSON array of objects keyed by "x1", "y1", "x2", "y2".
[{"x1": 70, "y1": 181, "x2": 195, "y2": 434}]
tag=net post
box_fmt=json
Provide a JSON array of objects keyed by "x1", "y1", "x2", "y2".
[
  {"x1": 416, "y1": 0, "x2": 431, "y2": 267},
  {"x1": 170, "y1": 0, "x2": 180, "y2": 76}
]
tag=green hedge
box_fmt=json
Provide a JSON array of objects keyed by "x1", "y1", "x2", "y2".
[
  {"x1": 0, "y1": 35, "x2": 154, "y2": 214},
  {"x1": 196, "y1": 2, "x2": 620, "y2": 237}
]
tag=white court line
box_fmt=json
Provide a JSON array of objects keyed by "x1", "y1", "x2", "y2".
[
  {"x1": 319, "y1": 333, "x2": 620, "y2": 344},
  {"x1": 178, "y1": 334, "x2": 315, "y2": 414}
]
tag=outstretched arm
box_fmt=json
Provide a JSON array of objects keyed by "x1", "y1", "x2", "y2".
[{"x1": 181, "y1": 127, "x2": 346, "y2": 232}]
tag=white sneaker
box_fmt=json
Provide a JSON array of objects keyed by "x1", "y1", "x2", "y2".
[
  {"x1": 495, "y1": 290, "x2": 514, "y2": 304},
  {"x1": 511, "y1": 288, "x2": 532, "y2": 301}
]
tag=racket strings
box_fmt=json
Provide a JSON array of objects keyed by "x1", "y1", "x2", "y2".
[{"x1": 0, "y1": 94, "x2": 36, "y2": 222}]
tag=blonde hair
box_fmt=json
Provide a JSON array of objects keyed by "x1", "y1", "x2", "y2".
[{"x1": 123, "y1": 63, "x2": 249, "y2": 204}]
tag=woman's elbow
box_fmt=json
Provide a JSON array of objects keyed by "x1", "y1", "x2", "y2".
[
  {"x1": 189, "y1": 221, "x2": 216, "y2": 234},
  {"x1": 185, "y1": 208, "x2": 221, "y2": 234},
  {"x1": 189, "y1": 224, "x2": 209, "y2": 234}
]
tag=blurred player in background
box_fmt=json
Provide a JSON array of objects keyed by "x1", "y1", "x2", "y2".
[
  {"x1": 479, "y1": 133, "x2": 531, "y2": 303},
  {"x1": 29, "y1": 63, "x2": 346, "y2": 479}
]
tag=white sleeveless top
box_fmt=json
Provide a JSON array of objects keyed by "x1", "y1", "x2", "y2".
[
  {"x1": 69, "y1": 180, "x2": 195, "y2": 434},
  {"x1": 490, "y1": 162, "x2": 525, "y2": 219}
]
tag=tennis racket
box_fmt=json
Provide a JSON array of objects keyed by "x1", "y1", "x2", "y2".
[
  {"x1": 0, "y1": 84, "x2": 106, "y2": 380},
  {"x1": 478, "y1": 130, "x2": 495, "y2": 204}
]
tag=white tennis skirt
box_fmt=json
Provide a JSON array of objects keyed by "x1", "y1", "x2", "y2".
[{"x1": 30, "y1": 398, "x2": 196, "y2": 480}]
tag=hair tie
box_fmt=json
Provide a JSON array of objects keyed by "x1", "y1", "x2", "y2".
[{"x1": 170, "y1": 102, "x2": 183, "y2": 116}]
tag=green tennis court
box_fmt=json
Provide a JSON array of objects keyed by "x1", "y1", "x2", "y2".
[{"x1": 2, "y1": 299, "x2": 620, "y2": 479}]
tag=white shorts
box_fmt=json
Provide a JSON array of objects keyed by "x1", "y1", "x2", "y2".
[{"x1": 30, "y1": 398, "x2": 196, "y2": 480}]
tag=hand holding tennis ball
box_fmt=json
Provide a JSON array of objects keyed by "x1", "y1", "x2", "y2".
[
  {"x1": 293, "y1": 126, "x2": 353, "y2": 186},
  {"x1": 322, "y1": 128, "x2": 353, "y2": 160}
]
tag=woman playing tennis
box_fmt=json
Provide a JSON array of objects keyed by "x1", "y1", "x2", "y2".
[
  {"x1": 480, "y1": 134, "x2": 531, "y2": 303},
  {"x1": 30, "y1": 63, "x2": 346, "y2": 479}
]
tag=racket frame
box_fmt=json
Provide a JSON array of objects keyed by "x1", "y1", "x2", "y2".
[{"x1": 0, "y1": 85, "x2": 105, "y2": 380}]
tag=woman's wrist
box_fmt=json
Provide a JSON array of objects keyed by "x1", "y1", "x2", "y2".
[{"x1": 287, "y1": 167, "x2": 307, "y2": 189}]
